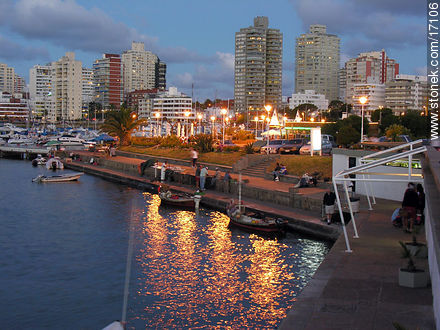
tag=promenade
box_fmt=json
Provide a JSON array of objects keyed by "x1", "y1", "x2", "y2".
[{"x1": 65, "y1": 150, "x2": 435, "y2": 329}]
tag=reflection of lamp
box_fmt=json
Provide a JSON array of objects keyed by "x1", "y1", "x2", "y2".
[
  {"x1": 359, "y1": 96, "x2": 368, "y2": 143},
  {"x1": 197, "y1": 113, "x2": 202, "y2": 134},
  {"x1": 184, "y1": 110, "x2": 190, "y2": 137},
  {"x1": 210, "y1": 115, "x2": 215, "y2": 138},
  {"x1": 264, "y1": 105, "x2": 272, "y2": 154},
  {"x1": 155, "y1": 112, "x2": 160, "y2": 136},
  {"x1": 254, "y1": 116, "x2": 259, "y2": 137},
  {"x1": 221, "y1": 108, "x2": 227, "y2": 145}
]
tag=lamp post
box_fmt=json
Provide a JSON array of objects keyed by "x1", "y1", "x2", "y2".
[
  {"x1": 264, "y1": 105, "x2": 272, "y2": 154},
  {"x1": 359, "y1": 96, "x2": 368, "y2": 143},
  {"x1": 254, "y1": 116, "x2": 259, "y2": 137},
  {"x1": 197, "y1": 113, "x2": 202, "y2": 134},
  {"x1": 155, "y1": 112, "x2": 160, "y2": 136},
  {"x1": 184, "y1": 110, "x2": 190, "y2": 138},
  {"x1": 221, "y1": 108, "x2": 227, "y2": 145},
  {"x1": 210, "y1": 116, "x2": 215, "y2": 138}
]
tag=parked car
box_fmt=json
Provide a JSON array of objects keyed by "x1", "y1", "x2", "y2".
[
  {"x1": 260, "y1": 139, "x2": 285, "y2": 154},
  {"x1": 278, "y1": 138, "x2": 308, "y2": 154},
  {"x1": 299, "y1": 141, "x2": 333, "y2": 155},
  {"x1": 322, "y1": 134, "x2": 337, "y2": 147}
]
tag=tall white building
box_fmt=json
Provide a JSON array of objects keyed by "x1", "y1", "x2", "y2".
[
  {"x1": 234, "y1": 16, "x2": 283, "y2": 115},
  {"x1": 0, "y1": 63, "x2": 15, "y2": 94},
  {"x1": 289, "y1": 90, "x2": 329, "y2": 110},
  {"x1": 343, "y1": 49, "x2": 398, "y2": 105},
  {"x1": 122, "y1": 42, "x2": 165, "y2": 94},
  {"x1": 295, "y1": 25, "x2": 340, "y2": 102},
  {"x1": 29, "y1": 64, "x2": 53, "y2": 119},
  {"x1": 50, "y1": 52, "x2": 83, "y2": 122},
  {"x1": 82, "y1": 68, "x2": 95, "y2": 103}
]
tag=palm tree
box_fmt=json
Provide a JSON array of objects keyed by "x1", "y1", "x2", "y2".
[{"x1": 101, "y1": 106, "x2": 147, "y2": 146}]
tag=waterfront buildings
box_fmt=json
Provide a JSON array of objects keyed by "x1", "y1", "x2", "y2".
[
  {"x1": 351, "y1": 84, "x2": 385, "y2": 118},
  {"x1": 295, "y1": 25, "x2": 340, "y2": 102},
  {"x1": 122, "y1": 42, "x2": 166, "y2": 94},
  {"x1": 289, "y1": 90, "x2": 329, "y2": 110},
  {"x1": 234, "y1": 16, "x2": 283, "y2": 116},
  {"x1": 385, "y1": 74, "x2": 428, "y2": 114},
  {"x1": 93, "y1": 54, "x2": 122, "y2": 109},
  {"x1": 0, "y1": 92, "x2": 30, "y2": 121},
  {"x1": 29, "y1": 64, "x2": 52, "y2": 119},
  {"x1": 343, "y1": 49, "x2": 399, "y2": 105},
  {"x1": 49, "y1": 52, "x2": 83, "y2": 122}
]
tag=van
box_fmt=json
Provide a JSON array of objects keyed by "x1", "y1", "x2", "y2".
[{"x1": 322, "y1": 134, "x2": 336, "y2": 147}]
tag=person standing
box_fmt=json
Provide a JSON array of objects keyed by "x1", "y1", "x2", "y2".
[
  {"x1": 190, "y1": 148, "x2": 198, "y2": 167},
  {"x1": 160, "y1": 161, "x2": 168, "y2": 182},
  {"x1": 416, "y1": 183, "x2": 425, "y2": 225},
  {"x1": 323, "y1": 188, "x2": 336, "y2": 225},
  {"x1": 200, "y1": 166, "x2": 208, "y2": 190},
  {"x1": 195, "y1": 164, "x2": 201, "y2": 189},
  {"x1": 402, "y1": 182, "x2": 419, "y2": 233}
]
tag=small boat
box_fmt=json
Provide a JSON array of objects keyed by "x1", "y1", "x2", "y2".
[
  {"x1": 46, "y1": 157, "x2": 64, "y2": 170},
  {"x1": 158, "y1": 184, "x2": 201, "y2": 209},
  {"x1": 226, "y1": 202, "x2": 288, "y2": 235},
  {"x1": 32, "y1": 172, "x2": 84, "y2": 183},
  {"x1": 31, "y1": 154, "x2": 47, "y2": 167}
]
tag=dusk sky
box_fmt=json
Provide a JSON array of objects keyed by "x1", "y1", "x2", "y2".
[{"x1": 0, "y1": 0, "x2": 426, "y2": 101}]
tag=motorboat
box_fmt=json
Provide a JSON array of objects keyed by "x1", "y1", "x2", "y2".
[
  {"x1": 46, "y1": 157, "x2": 64, "y2": 170},
  {"x1": 31, "y1": 154, "x2": 47, "y2": 166},
  {"x1": 32, "y1": 172, "x2": 83, "y2": 183},
  {"x1": 226, "y1": 202, "x2": 288, "y2": 235},
  {"x1": 158, "y1": 184, "x2": 201, "y2": 209}
]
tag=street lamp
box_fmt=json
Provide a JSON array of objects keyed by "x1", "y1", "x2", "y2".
[
  {"x1": 184, "y1": 110, "x2": 190, "y2": 137},
  {"x1": 155, "y1": 112, "x2": 160, "y2": 136},
  {"x1": 221, "y1": 108, "x2": 227, "y2": 145},
  {"x1": 359, "y1": 96, "x2": 368, "y2": 143},
  {"x1": 210, "y1": 116, "x2": 216, "y2": 138},
  {"x1": 264, "y1": 105, "x2": 272, "y2": 154},
  {"x1": 254, "y1": 116, "x2": 259, "y2": 137}
]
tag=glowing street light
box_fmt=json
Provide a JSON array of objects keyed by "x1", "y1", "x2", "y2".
[
  {"x1": 264, "y1": 105, "x2": 272, "y2": 154},
  {"x1": 254, "y1": 115, "x2": 259, "y2": 137},
  {"x1": 184, "y1": 110, "x2": 190, "y2": 137},
  {"x1": 197, "y1": 113, "x2": 203, "y2": 134},
  {"x1": 210, "y1": 116, "x2": 216, "y2": 138},
  {"x1": 359, "y1": 96, "x2": 368, "y2": 143}
]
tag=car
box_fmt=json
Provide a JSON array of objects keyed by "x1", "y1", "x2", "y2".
[
  {"x1": 260, "y1": 139, "x2": 285, "y2": 154},
  {"x1": 322, "y1": 134, "x2": 337, "y2": 147},
  {"x1": 299, "y1": 141, "x2": 333, "y2": 155},
  {"x1": 278, "y1": 138, "x2": 308, "y2": 154}
]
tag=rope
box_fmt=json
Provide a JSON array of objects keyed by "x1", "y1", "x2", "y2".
[{"x1": 121, "y1": 200, "x2": 137, "y2": 324}]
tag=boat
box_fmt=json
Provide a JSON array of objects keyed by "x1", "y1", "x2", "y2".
[
  {"x1": 32, "y1": 172, "x2": 84, "y2": 183},
  {"x1": 31, "y1": 154, "x2": 47, "y2": 166},
  {"x1": 226, "y1": 202, "x2": 288, "y2": 235},
  {"x1": 158, "y1": 184, "x2": 201, "y2": 209},
  {"x1": 46, "y1": 157, "x2": 64, "y2": 170}
]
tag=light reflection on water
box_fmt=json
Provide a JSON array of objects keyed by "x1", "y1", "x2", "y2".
[{"x1": 129, "y1": 192, "x2": 330, "y2": 329}]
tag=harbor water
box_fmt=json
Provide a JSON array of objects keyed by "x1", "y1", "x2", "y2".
[{"x1": 0, "y1": 159, "x2": 331, "y2": 329}]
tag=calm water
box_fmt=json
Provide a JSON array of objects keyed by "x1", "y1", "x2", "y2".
[{"x1": 0, "y1": 159, "x2": 331, "y2": 329}]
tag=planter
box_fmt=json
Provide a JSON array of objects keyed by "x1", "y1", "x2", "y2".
[
  {"x1": 405, "y1": 242, "x2": 428, "y2": 259},
  {"x1": 398, "y1": 268, "x2": 428, "y2": 288},
  {"x1": 349, "y1": 197, "x2": 360, "y2": 213}
]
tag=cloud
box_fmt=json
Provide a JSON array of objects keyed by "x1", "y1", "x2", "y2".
[
  {"x1": 3, "y1": 0, "x2": 156, "y2": 54},
  {"x1": 293, "y1": 0, "x2": 425, "y2": 57},
  {"x1": 0, "y1": 34, "x2": 50, "y2": 61}
]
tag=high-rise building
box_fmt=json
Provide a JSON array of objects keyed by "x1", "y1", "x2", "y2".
[
  {"x1": 289, "y1": 90, "x2": 329, "y2": 110},
  {"x1": 295, "y1": 25, "x2": 340, "y2": 102},
  {"x1": 82, "y1": 68, "x2": 94, "y2": 103},
  {"x1": 234, "y1": 16, "x2": 283, "y2": 116},
  {"x1": 352, "y1": 84, "x2": 385, "y2": 118},
  {"x1": 93, "y1": 54, "x2": 122, "y2": 109},
  {"x1": 29, "y1": 64, "x2": 53, "y2": 119},
  {"x1": 0, "y1": 63, "x2": 15, "y2": 94},
  {"x1": 343, "y1": 49, "x2": 399, "y2": 104},
  {"x1": 14, "y1": 75, "x2": 26, "y2": 94},
  {"x1": 122, "y1": 42, "x2": 166, "y2": 95},
  {"x1": 385, "y1": 75, "x2": 428, "y2": 114},
  {"x1": 50, "y1": 52, "x2": 82, "y2": 122}
]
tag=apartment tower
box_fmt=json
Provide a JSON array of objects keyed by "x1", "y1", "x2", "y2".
[
  {"x1": 234, "y1": 16, "x2": 283, "y2": 115},
  {"x1": 93, "y1": 54, "x2": 122, "y2": 108},
  {"x1": 295, "y1": 25, "x2": 340, "y2": 102}
]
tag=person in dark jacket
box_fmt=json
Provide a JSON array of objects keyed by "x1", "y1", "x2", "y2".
[
  {"x1": 416, "y1": 183, "x2": 425, "y2": 225},
  {"x1": 402, "y1": 182, "x2": 419, "y2": 233},
  {"x1": 323, "y1": 188, "x2": 336, "y2": 225}
]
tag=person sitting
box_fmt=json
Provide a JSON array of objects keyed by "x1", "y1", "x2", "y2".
[
  {"x1": 227, "y1": 199, "x2": 241, "y2": 218},
  {"x1": 272, "y1": 162, "x2": 281, "y2": 181},
  {"x1": 294, "y1": 173, "x2": 311, "y2": 188},
  {"x1": 279, "y1": 164, "x2": 288, "y2": 176}
]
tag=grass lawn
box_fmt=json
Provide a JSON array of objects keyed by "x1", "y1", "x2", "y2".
[
  {"x1": 120, "y1": 146, "x2": 244, "y2": 166},
  {"x1": 275, "y1": 155, "x2": 332, "y2": 179}
]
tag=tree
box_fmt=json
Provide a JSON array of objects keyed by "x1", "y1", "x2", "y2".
[
  {"x1": 101, "y1": 106, "x2": 147, "y2": 146},
  {"x1": 337, "y1": 126, "x2": 360, "y2": 146},
  {"x1": 400, "y1": 110, "x2": 429, "y2": 138},
  {"x1": 386, "y1": 124, "x2": 411, "y2": 142}
]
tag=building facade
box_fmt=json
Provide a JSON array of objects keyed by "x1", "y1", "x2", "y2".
[
  {"x1": 352, "y1": 84, "x2": 386, "y2": 118},
  {"x1": 0, "y1": 63, "x2": 15, "y2": 94},
  {"x1": 344, "y1": 49, "x2": 399, "y2": 105},
  {"x1": 29, "y1": 64, "x2": 53, "y2": 119},
  {"x1": 289, "y1": 90, "x2": 329, "y2": 110},
  {"x1": 0, "y1": 92, "x2": 30, "y2": 121},
  {"x1": 234, "y1": 16, "x2": 283, "y2": 116},
  {"x1": 50, "y1": 52, "x2": 83, "y2": 122},
  {"x1": 385, "y1": 74, "x2": 428, "y2": 114},
  {"x1": 295, "y1": 25, "x2": 340, "y2": 102},
  {"x1": 122, "y1": 42, "x2": 166, "y2": 94},
  {"x1": 93, "y1": 54, "x2": 122, "y2": 109}
]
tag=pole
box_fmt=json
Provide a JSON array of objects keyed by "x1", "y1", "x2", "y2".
[
  {"x1": 222, "y1": 114, "x2": 225, "y2": 145},
  {"x1": 361, "y1": 104, "x2": 364, "y2": 143}
]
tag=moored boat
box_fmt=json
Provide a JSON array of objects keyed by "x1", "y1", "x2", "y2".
[
  {"x1": 32, "y1": 172, "x2": 83, "y2": 183},
  {"x1": 226, "y1": 201, "x2": 288, "y2": 235},
  {"x1": 158, "y1": 184, "x2": 200, "y2": 209}
]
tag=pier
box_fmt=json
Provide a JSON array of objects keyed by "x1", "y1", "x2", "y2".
[{"x1": 0, "y1": 145, "x2": 49, "y2": 159}]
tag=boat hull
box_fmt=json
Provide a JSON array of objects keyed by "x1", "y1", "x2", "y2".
[
  {"x1": 33, "y1": 173, "x2": 83, "y2": 183},
  {"x1": 159, "y1": 192, "x2": 195, "y2": 209}
]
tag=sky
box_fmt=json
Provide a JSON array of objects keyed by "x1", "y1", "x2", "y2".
[{"x1": 0, "y1": 0, "x2": 427, "y2": 102}]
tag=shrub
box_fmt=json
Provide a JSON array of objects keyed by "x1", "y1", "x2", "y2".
[
  {"x1": 386, "y1": 124, "x2": 411, "y2": 142},
  {"x1": 160, "y1": 135, "x2": 183, "y2": 148},
  {"x1": 337, "y1": 126, "x2": 360, "y2": 146},
  {"x1": 223, "y1": 146, "x2": 240, "y2": 152},
  {"x1": 131, "y1": 136, "x2": 161, "y2": 147},
  {"x1": 244, "y1": 142, "x2": 254, "y2": 154},
  {"x1": 192, "y1": 134, "x2": 214, "y2": 153}
]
